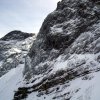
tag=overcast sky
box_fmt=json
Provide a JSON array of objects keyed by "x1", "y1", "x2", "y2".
[{"x1": 0, "y1": 0, "x2": 60, "y2": 38}]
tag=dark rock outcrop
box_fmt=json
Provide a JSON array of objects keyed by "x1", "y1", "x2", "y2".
[{"x1": 1, "y1": 30, "x2": 34, "y2": 41}]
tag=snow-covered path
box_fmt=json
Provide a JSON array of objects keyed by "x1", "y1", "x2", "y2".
[{"x1": 0, "y1": 64, "x2": 24, "y2": 100}]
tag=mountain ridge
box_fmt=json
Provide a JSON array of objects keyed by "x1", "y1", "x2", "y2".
[
  {"x1": 1, "y1": 30, "x2": 34, "y2": 41},
  {"x1": 0, "y1": 30, "x2": 35, "y2": 77},
  {"x1": 0, "y1": 0, "x2": 100, "y2": 100}
]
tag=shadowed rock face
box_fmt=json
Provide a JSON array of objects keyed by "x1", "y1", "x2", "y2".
[
  {"x1": 28, "y1": 0, "x2": 100, "y2": 74},
  {"x1": 14, "y1": 0, "x2": 100, "y2": 100},
  {"x1": 1, "y1": 30, "x2": 34, "y2": 41}
]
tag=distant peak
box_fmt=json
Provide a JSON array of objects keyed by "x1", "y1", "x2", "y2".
[{"x1": 1, "y1": 30, "x2": 35, "y2": 41}]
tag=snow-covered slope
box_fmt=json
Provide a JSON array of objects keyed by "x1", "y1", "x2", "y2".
[
  {"x1": 26, "y1": 71, "x2": 100, "y2": 100},
  {"x1": 0, "y1": 30, "x2": 35, "y2": 77},
  {"x1": 0, "y1": 64, "x2": 24, "y2": 100}
]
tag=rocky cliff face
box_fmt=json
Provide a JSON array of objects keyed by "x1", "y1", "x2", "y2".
[
  {"x1": 8, "y1": 0, "x2": 100, "y2": 100},
  {"x1": 0, "y1": 31, "x2": 35, "y2": 77},
  {"x1": 28, "y1": 0, "x2": 100, "y2": 75}
]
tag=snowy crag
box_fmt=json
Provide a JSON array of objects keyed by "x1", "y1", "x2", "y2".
[
  {"x1": 0, "y1": 30, "x2": 36, "y2": 100},
  {"x1": 0, "y1": 30, "x2": 35, "y2": 77},
  {"x1": 0, "y1": 0, "x2": 100, "y2": 100},
  {"x1": 0, "y1": 30, "x2": 35, "y2": 100}
]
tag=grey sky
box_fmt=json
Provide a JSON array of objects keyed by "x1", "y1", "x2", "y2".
[{"x1": 0, "y1": 0, "x2": 60, "y2": 38}]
